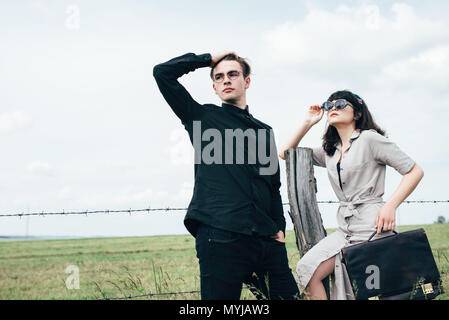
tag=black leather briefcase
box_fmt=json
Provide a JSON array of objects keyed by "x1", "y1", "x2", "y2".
[{"x1": 341, "y1": 228, "x2": 444, "y2": 300}]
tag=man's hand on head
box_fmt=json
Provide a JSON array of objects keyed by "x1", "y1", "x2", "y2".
[{"x1": 211, "y1": 51, "x2": 238, "y2": 67}]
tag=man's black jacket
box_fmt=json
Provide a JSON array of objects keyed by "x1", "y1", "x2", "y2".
[{"x1": 153, "y1": 53, "x2": 286, "y2": 237}]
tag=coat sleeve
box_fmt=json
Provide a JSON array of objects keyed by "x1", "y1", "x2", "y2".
[
  {"x1": 366, "y1": 130, "x2": 415, "y2": 175},
  {"x1": 312, "y1": 146, "x2": 326, "y2": 167},
  {"x1": 153, "y1": 53, "x2": 212, "y2": 124}
]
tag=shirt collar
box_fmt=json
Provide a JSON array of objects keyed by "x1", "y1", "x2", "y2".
[
  {"x1": 336, "y1": 129, "x2": 361, "y2": 151},
  {"x1": 222, "y1": 103, "x2": 250, "y2": 116},
  {"x1": 350, "y1": 129, "x2": 361, "y2": 140}
]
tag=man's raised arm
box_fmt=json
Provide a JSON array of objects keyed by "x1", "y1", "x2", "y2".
[
  {"x1": 153, "y1": 53, "x2": 212, "y2": 123},
  {"x1": 153, "y1": 52, "x2": 237, "y2": 123}
]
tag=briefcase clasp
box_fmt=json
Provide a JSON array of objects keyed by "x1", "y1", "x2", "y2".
[{"x1": 421, "y1": 283, "x2": 434, "y2": 295}]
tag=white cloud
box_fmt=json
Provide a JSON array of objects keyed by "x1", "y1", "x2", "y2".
[
  {"x1": 375, "y1": 45, "x2": 449, "y2": 92},
  {"x1": 0, "y1": 111, "x2": 31, "y2": 134},
  {"x1": 169, "y1": 128, "x2": 194, "y2": 166},
  {"x1": 116, "y1": 188, "x2": 154, "y2": 204},
  {"x1": 260, "y1": 3, "x2": 449, "y2": 78},
  {"x1": 57, "y1": 186, "x2": 72, "y2": 200},
  {"x1": 27, "y1": 161, "x2": 55, "y2": 177},
  {"x1": 75, "y1": 187, "x2": 179, "y2": 209},
  {"x1": 176, "y1": 182, "x2": 193, "y2": 203}
]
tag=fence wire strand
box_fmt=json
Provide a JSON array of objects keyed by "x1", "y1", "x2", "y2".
[
  {"x1": 99, "y1": 285, "x2": 255, "y2": 300},
  {"x1": 99, "y1": 290, "x2": 201, "y2": 300},
  {"x1": 1, "y1": 200, "x2": 448, "y2": 218}
]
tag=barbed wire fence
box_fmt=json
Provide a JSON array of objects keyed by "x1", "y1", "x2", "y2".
[
  {"x1": 99, "y1": 290, "x2": 201, "y2": 300},
  {"x1": 1, "y1": 200, "x2": 448, "y2": 218},
  {"x1": 1, "y1": 200, "x2": 448, "y2": 300}
]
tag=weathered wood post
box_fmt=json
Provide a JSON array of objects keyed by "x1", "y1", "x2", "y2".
[
  {"x1": 285, "y1": 147, "x2": 327, "y2": 255},
  {"x1": 284, "y1": 147, "x2": 329, "y2": 297}
]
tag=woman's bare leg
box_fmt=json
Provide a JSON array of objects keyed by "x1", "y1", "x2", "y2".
[{"x1": 305, "y1": 256, "x2": 336, "y2": 300}]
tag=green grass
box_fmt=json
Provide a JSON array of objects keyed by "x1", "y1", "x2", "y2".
[{"x1": 0, "y1": 224, "x2": 447, "y2": 300}]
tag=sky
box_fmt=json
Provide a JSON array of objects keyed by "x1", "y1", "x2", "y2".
[{"x1": 1, "y1": 0, "x2": 449, "y2": 237}]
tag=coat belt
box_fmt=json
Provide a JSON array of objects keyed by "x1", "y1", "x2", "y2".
[{"x1": 339, "y1": 197, "x2": 383, "y2": 219}]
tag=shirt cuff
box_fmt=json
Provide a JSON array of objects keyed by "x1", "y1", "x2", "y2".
[{"x1": 198, "y1": 53, "x2": 212, "y2": 68}]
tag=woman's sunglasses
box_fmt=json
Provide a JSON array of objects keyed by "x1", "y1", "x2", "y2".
[{"x1": 321, "y1": 99, "x2": 353, "y2": 112}]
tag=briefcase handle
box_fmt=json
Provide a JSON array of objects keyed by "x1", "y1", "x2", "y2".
[{"x1": 367, "y1": 230, "x2": 398, "y2": 242}]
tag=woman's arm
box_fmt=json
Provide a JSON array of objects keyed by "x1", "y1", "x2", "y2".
[
  {"x1": 278, "y1": 105, "x2": 324, "y2": 160},
  {"x1": 375, "y1": 163, "x2": 424, "y2": 234}
]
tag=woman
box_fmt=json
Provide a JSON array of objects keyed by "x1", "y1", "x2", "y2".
[{"x1": 278, "y1": 90, "x2": 424, "y2": 300}]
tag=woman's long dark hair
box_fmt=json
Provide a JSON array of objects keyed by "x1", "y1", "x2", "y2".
[{"x1": 323, "y1": 90, "x2": 385, "y2": 156}]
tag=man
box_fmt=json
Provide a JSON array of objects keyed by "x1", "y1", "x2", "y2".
[{"x1": 153, "y1": 52, "x2": 299, "y2": 300}]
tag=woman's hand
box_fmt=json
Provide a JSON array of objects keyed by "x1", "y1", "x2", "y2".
[
  {"x1": 278, "y1": 105, "x2": 323, "y2": 160},
  {"x1": 375, "y1": 203, "x2": 397, "y2": 235},
  {"x1": 305, "y1": 105, "x2": 324, "y2": 126}
]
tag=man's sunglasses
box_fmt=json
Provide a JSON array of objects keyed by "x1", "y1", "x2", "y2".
[
  {"x1": 321, "y1": 99, "x2": 353, "y2": 112},
  {"x1": 213, "y1": 70, "x2": 241, "y2": 83}
]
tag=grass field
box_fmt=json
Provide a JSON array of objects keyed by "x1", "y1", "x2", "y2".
[{"x1": 0, "y1": 224, "x2": 448, "y2": 300}]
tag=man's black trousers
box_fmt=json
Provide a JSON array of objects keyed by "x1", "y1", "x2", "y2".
[{"x1": 195, "y1": 223, "x2": 300, "y2": 300}]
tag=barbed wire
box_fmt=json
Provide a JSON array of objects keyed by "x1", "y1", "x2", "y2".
[
  {"x1": 316, "y1": 200, "x2": 449, "y2": 204},
  {"x1": 98, "y1": 285, "x2": 255, "y2": 300},
  {"x1": 99, "y1": 289, "x2": 201, "y2": 300},
  {"x1": 0, "y1": 207, "x2": 187, "y2": 218},
  {"x1": 0, "y1": 200, "x2": 448, "y2": 218}
]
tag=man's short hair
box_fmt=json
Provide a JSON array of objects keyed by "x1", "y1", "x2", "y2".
[{"x1": 210, "y1": 54, "x2": 251, "y2": 80}]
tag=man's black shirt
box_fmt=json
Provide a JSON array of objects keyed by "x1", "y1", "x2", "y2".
[{"x1": 153, "y1": 53, "x2": 285, "y2": 237}]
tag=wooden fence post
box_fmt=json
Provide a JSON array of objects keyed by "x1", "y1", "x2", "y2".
[
  {"x1": 284, "y1": 147, "x2": 329, "y2": 297},
  {"x1": 285, "y1": 147, "x2": 327, "y2": 255}
]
